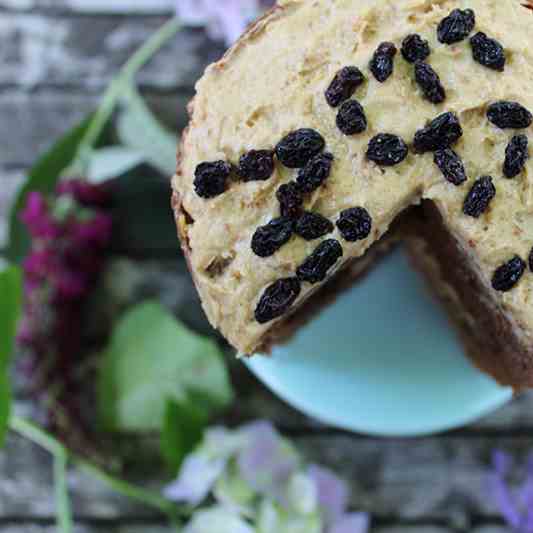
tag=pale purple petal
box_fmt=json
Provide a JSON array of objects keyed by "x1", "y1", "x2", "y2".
[
  {"x1": 175, "y1": 0, "x2": 212, "y2": 26},
  {"x1": 175, "y1": 0, "x2": 273, "y2": 45},
  {"x1": 489, "y1": 451, "x2": 522, "y2": 529},
  {"x1": 164, "y1": 453, "x2": 226, "y2": 506},
  {"x1": 329, "y1": 513, "x2": 370, "y2": 533},
  {"x1": 308, "y1": 464, "x2": 349, "y2": 524},
  {"x1": 237, "y1": 420, "x2": 298, "y2": 498}
]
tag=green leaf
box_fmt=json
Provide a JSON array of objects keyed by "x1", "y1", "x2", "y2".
[
  {"x1": 161, "y1": 396, "x2": 208, "y2": 473},
  {"x1": 117, "y1": 88, "x2": 178, "y2": 177},
  {"x1": 98, "y1": 301, "x2": 233, "y2": 432},
  {"x1": 6, "y1": 115, "x2": 94, "y2": 263},
  {"x1": 0, "y1": 265, "x2": 22, "y2": 446},
  {"x1": 88, "y1": 147, "x2": 145, "y2": 184},
  {"x1": 0, "y1": 374, "x2": 11, "y2": 448}
]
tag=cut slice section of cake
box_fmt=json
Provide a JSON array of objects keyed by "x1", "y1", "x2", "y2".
[{"x1": 172, "y1": 0, "x2": 533, "y2": 388}]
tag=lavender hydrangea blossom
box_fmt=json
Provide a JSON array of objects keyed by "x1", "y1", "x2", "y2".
[
  {"x1": 165, "y1": 420, "x2": 369, "y2": 533},
  {"x1": 176, "y1": 0, "x2": 275, "y2": 46}
]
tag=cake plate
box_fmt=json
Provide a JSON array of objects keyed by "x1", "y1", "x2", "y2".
[{"x1": 245, "y1": 247, "x2": 512, "y2": 437}]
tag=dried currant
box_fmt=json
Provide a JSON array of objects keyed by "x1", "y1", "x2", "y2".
[
  {"x1": 251, "y1": 217, "x2": 294, "y2": 258},
  {"x1": 366, "y1": 134, "x2": 408, "y2": 166},
  {"x1": 413, "y1": 112, "x2": 463, "y2": 152},
  {"x1": 297, "y1": 152, "x2": 334, "y2": 193},
  {"x1": 238, "y1": 150, "x2": 275, "y2": 181},
  {"x1": 336, "y1": 100, "x2": 368, "y2": 135},
  {"x1": 437, "y1": 8, "x2": 476, "y2": 44},
  {"x1": 255, "y1": 277, "x2": 301, "y2": 324},
  {"x1": 401, "y1": 34, "x2": 431, "y2": 63},
  {"x1": 296, "y1": 239, "x2": 343, "y2": 284},
  {"x1": 325, "y1": 66, "x2": 365, "y2": 108},
  {"x1": 275, "y1": 129, "x2": 326, "y2": 168},
  {"x1": 276, "y1": 181, "x2": 303, "y2": 219},
  {"x1": 434, "y1": 148, "x2": 467, "y2": 186},
  {"x1": 414, "y1": 61, "x2": 446, "y2": 104},
  {"x1": 294, "y1": 212, "x2": 334, "y2": 240},
  {"x1": 369, "y1": 42, "x2": 397, "y2": 83},
  {"x1": 504, "y1": 134, "x2": 529, "y2": 178},
  {"x1": 470, "y1": 32, "x2": 506, "y2": 72},
  {"x1": 194, "y1": 161, "x2": 232, "y2": 199},
  {"x1": 492, "y1": 256, "x2": 526, "y2": 292},
  {"x1": 487, "y1": 101, "x2": 533, "y2": 129},
  {"x1": 336, "y1": 207, "x2": 372, "y2": 242},
  {"x1": 463, "y1": 176, "x2": 496, "y2": 218}
]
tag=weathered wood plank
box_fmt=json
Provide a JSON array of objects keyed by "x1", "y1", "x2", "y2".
[
  {"x1": 0, "y1": 90, "x2": 191, "y2": 167},
  {"x1": 0, "y1": 0, "x2": 174, "y2": 14},
  {"x1": 0, "y1": 169, "x2": 24, "y2": 248},
  {"x1": 0, "y1": 526, "x2": 171, "y2": 533},
  {"x1": 1, "y1": 411, "x2": 529, "y2": 525},
  {"x1": 0, "y1": 13, "x2": 220, "y2": 90},
  {"x1": 0, "y1": 525, "x2": 513, "y2": 533},
  {"x1": 295, "y1": 435, "x2": 530, "y2": 524}
]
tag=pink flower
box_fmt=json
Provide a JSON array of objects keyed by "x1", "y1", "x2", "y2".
[
  {"x1": 23, "y1": 248, "x2": 56, "y2": 282},
  {"x1": 20, "y1": 192, "x2": 61, "y2": 239},
  {"x1": 69, "y1": 212, "x2": 112, "y2": 248},
  {"x1": 56, "y1": 179, "x2": 111, "y2": 207},
  {"x1": 176, "y1": 0, "x2": 274, "y2": 46}
]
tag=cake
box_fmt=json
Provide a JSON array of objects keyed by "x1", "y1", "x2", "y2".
[{"x1": 172, "y1": 0, "x2": 533, "y2": 389}]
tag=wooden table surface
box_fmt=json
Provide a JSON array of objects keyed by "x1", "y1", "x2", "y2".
[{"x1": 0, "y1": 2, "x2": 531, "y2": 531}]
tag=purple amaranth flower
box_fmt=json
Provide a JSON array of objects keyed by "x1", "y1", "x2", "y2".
[
  {"x1": 69, "y1": 212, "x2": 113, "y2": 248},
  {"x1": 20, "y1": 192, "x2": 62, "y2": 239},
  {"x1": 175, "y1": 0, "x2": 275, "y2": 46},
  {"x1": 56, "y1": 179, "x2": 111, "y2": 208},
  {"x1": 490, "y1": 450, "x2": 533, "y2": 532},
  {"x1": 18, "y1": 178, "x2": 112, "y2": 447}
]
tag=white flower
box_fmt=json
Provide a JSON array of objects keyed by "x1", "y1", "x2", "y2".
[
  {"x1": 257, "y1": 499, "x2": 323, "y2": 533},
  {"x1": 183, "y1": 506, "x2": 256, "y2": 533},
  {"x1": 175, "y1": 0, "x2": 273, "y2": 46},
  {"x1": 286, "y1": 472, "x2": 318, "y2": 515},
  {"x1": 164, "y1": 452, "x2": 226, "y2": 506},
  {"x1": 213, "y1": 467, "x2": 256, "y2": 517}
]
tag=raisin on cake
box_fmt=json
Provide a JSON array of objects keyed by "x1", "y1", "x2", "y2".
[{"x1": 172, "y1": 0, "x2": 533, "y2": 389}]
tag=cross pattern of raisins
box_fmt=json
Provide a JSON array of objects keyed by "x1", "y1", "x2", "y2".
[{"x1": 193, "y1": 5, "x2": 533, "y2": 322}]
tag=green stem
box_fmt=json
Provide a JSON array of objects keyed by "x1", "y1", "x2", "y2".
[
  {"x1": 10, "y1": 417, "x2": 73, "y2": 532},
  {"x1": 54, "y1": 452, "x2": 74, "y2": 533},
  {"x1": 75, "y1": 18, "x2": 182, "y2": 172},
  {"x1": 73, "y1": 457, "x2": 179, "y2": 519},
  {"x1": 9, "y1": 416, "x2": 183, "y2": 525}
]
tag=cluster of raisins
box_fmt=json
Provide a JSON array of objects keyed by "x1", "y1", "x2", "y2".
[
  {"x1": 251, "y1": 127, "x2": 376, "y2": 323},
  {"x1": 196, "y1": 6, "x2": 533, "y2": 323}
]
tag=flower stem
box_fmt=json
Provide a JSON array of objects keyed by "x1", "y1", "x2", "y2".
[
  {"x1": 9, "y1": 416, "x2": 73, "y2": 533},
  {"x1": 75, "y1": 18, "x2": 182, "y2": 172},
  {"x1": 54, "y1": 451, "x2": 73, "y2": 533},
  {"x1": 9, "y1": 415, "x2": 184, "y2": 526}
]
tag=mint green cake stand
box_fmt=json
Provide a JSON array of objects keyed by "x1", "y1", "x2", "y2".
[{"x1": 245, "y1": 247, "x2": 512, "y2": 437}]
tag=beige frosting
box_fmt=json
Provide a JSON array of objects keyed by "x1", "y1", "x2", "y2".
[{"x1": 173, "y1": 0, "x2": 533, "y2": 354}]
